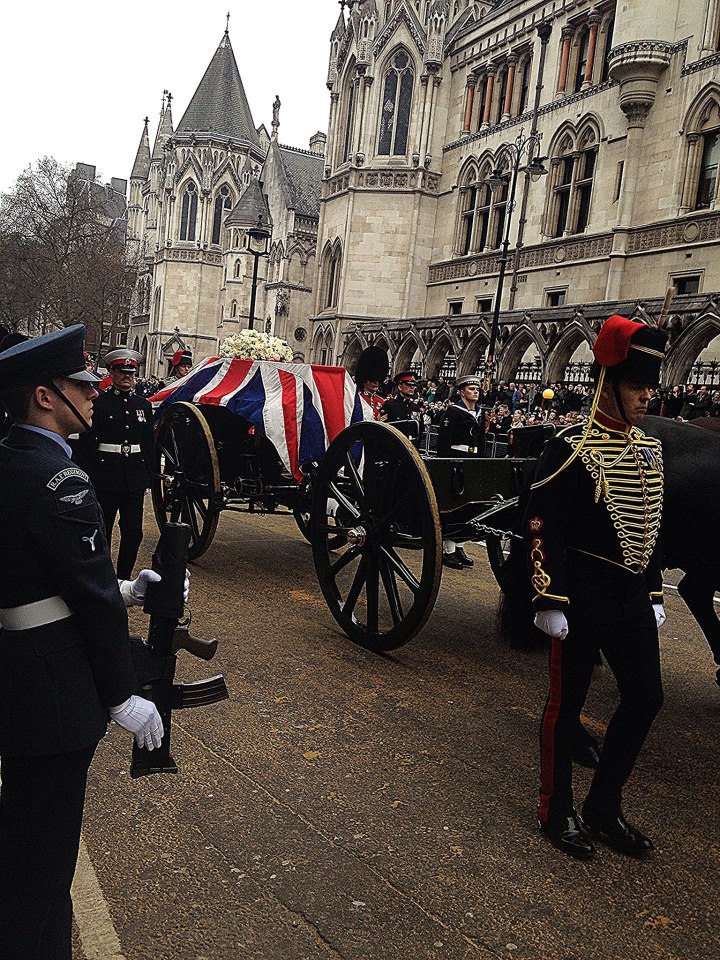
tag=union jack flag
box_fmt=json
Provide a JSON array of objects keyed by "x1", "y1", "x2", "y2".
[{"x1": 149, "y1": 358, "x2": 368, "y2": 481}]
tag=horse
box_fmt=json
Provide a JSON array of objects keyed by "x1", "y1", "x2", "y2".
[{"x1": 498, "y1": 416, "x2": 720, "y2": 684}]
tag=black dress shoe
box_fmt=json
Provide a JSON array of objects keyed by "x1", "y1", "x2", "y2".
[
  {"x1": 572, "y1": 743, "x2": 601, "y2": 769},
  {"x1": 539, "y1": 814, "x2": 595, "y2": 859},
  {"x1": 442, "y1": 551, "x2": 465, "y2": 570},
  {"x1": 455, "y1": 546, "x2": 474, "y2": 568},
  {"x1": 582, "y1": 812, "x2": 654, "y2": 857}
]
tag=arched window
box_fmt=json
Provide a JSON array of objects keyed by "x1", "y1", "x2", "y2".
[
  {"x1": 180, "y1": 181, "x2": 198, "y2": 241},
  {"x1": 230, "y1": 300, "x2": 238, "y2": 318},
  {"x1": 495, "y1": 66, "x2": 509, "y2": 124},
  {"x1": 518, "y1": 57, "x2": 533, "y2": 114},
  {"x1": 378, "y1": 51, "x2": 414, "y2": 156},
  {"x1": 696, "y1": 130, "x2": 720, "y2": 209},
  {"x1": 456, "y1": 161, "x2": 509, "y2": 255},
  {"x1": 212, "y1": 185, "x2": 233, "y2": 245},
  {"x1": 324, "y1": 245, "x2": 342, "y2": 309},
  {"x1": 600, "y1": 17, "x2": 615, "y2": 83},
  {"x1": 233, "y1": 258, "x2": 242, "y2": 279},
  {"x1": 574, "y1": 28, "x2": 591, "y2": 93},
  {"x1": 546, "y1": 128, "x2": 598, "y2": 237}
]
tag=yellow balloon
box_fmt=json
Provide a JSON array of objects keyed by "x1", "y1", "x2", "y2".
[{"x1": 542, "y1": 388, "x2": 555, "y2": 400}]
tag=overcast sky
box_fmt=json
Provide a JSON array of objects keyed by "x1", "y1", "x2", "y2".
[{"x1": 0, "y1": 1, "x2": 339, "y2": 193}]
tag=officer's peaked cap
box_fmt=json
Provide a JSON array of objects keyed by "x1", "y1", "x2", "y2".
[
  {"x1": 592, "y1": 315, "x2": 667, "y2": 385},
  {"x1": 394, "y1": 370, "x2": 417, "y2": 386},
  {"x1": 105, "y1": 347, "x2": 143, "y2": 372},
  {"x1": 0, "y1": 324, "x2": 101, "y2": 389}
]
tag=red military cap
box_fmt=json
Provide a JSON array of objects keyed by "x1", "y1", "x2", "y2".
[
  {"x1": 172, "y1": 349, "x2": 193, "y2": 368},
  {"x1": 593, "y1": 315, "x2": 667, "y2": 384},
  {"x1": 393, "y1": 370, "x2": 417, "y2": 386}
]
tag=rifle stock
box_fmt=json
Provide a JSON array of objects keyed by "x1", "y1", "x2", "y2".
[{"x1": 130, "y1": 522, "x2": 228, "y2": 778}]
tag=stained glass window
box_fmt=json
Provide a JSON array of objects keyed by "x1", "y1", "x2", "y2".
[
  {"x1": 378, "y1": 51, "x2": 414, "y2": 156},
  {"x1": 180, "y1": 181, "x2": 198, "y2": 242}
]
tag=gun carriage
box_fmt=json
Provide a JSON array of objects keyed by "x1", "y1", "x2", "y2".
[{"x1": 150, "y1": 356, "x2": 550, "y2": 654}]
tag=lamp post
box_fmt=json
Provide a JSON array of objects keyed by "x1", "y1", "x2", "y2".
[
  {"x1": 246, "y1": 215, "x2": 271, "y2": 330},
  {"x1": 484, "y1": 129, "x2": 548, "y2": 390}
]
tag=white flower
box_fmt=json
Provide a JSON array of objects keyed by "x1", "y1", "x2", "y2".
[{"x1": 219, "y1": 330, "x2": 293, "y2": 362}]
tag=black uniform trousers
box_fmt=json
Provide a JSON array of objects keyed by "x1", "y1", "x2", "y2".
[
  {"x1": 538, "y1": 555, "x2": 663, "y2": 826},
  {"x1": 0, "y1": 743, "x2": 97, "y2": 960},
  {"x1": 97, "y1": 488, "x2": 145, "y2": 580}
]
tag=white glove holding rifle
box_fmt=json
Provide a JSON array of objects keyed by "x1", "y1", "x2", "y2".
[
  {"x1": 119, "y1": 569, "x2": 190, "y2": 607},
  {"x1": 110, "y1": 696, "x2": 164, "y2": 749}
]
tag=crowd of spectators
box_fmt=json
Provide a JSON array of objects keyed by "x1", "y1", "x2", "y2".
[{"x1": 376, "y1": 374, "x2": 720, "y2": 438}]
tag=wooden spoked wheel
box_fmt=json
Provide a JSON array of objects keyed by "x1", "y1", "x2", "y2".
[
  {"x1": 311, "y1": 421, "x2": 442, "y2": 652},
  {"x1": 152, "y1": 402, "x2": 221, "y2": 560}
]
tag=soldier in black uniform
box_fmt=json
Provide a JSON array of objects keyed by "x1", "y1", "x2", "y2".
[
  {"x1": 525, "y1": 315, "x2": 667, "y2": 860},
  {"x1": 0, "y1": 325, "x2": 164, "y2": 960},
  {"x1": 380, "y1": 371, "x2": 424, "y2": 445},
  {"x1": 436, "y1": 374, "x2": 486, "y2": 569},
  {"x1": 74, "y1": 348, "x2": 154, "y2": 580}
]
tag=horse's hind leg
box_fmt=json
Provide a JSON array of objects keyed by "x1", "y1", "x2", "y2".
[{"x1": 677, "y1": 572, "x2": 720, "y2": 680}]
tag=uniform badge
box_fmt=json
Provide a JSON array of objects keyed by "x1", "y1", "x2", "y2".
[
  {"x1": 529, "y1": 517, "x2": 543, "y2": 532},
  {"x1": 82, "y1": 529, "x2": 99, "y2": 552},
  {"x1": 46, "y1": 467, "x2": 89, "y2": 491},
  {"x1": 60, "y1": 489, "x2": 90, "y2": 507},
  {"x1": 136, "y1": 409, "x2": 146, "y2": 422}
]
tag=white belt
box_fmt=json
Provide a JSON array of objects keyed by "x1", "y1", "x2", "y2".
[
  {"x1": 98, "y1": 443, "x2": 141, "y2": 455},
  {"x1": 451, "y1": 444, "x2": 477, "y2": 454},
  {"x1": 0, "y1": 596, "x2": 73, "y2": 631}
]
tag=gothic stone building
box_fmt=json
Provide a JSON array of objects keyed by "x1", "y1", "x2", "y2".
[
  {"x1": 126, "y1": 29, "x2": 325, "y2": 377},
  {"x1": 313, "y1": 0, "x2": 720, "y2": 389}
]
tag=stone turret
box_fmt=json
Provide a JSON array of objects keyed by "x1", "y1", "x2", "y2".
[{"x1": 128, "y1": 118, "x2": 150, "y2": 244}]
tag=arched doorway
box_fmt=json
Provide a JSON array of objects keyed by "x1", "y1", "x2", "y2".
[
  {"x1": 563, "y1": 341, "x2": 594, "y2": 385},
  {"x1": 513, "y1": 342, "x2": 544, "y2": 387},
  {"x1": 689, "y1": 333, "x2": 720, "y2": 387},
  {"x1": 425, "y1": 333, "x2": 456, "y2": 380}
]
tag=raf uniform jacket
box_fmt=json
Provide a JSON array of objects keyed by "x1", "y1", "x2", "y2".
[
  {"x1": 522, "y1": 411, "x2": 664, "y2": 612},
  {"x1": 436, "y1": 402, "x2": 486, "y2": 456},
  {"x1": 380, "y1": 395, "x2": 424, "y2": 442},
  {"x1": 0, "y1": 427, "x2": 135, "y2": 756},
  {"x1": 75, "y1": 388, "x2": 154, "y2": 492}
]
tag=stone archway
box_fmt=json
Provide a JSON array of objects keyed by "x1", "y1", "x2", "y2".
[
  {"x1": 394, "y1": 332, "x2": 424, "y2": 374},
  {"x1": 546, "y1": 323, "x2": 593, "y2": 383},
  {"x1": 497, "y1": 326, "x2": 542, "y2": 382},
  {"x1": 424, "y1": 333, "x2": 455, "y2": 380},
  {"x1": 341, "y1": 334, "x2": 364, "y2": 372},
  {"x1": 665, "y1": 313, "x2": 720, "y2": 385},
  {"x1": 457, "y1": 328, "x2": 489, "y2": 377}
]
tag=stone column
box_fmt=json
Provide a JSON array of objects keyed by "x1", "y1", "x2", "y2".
[
  {"x1": 556, "y1": 27, "x2": 574, "y2": 98},
  {"x1": 463, "y1": 76, "x2": 476, "y2": 135},
  {"x1": 502, "y1": 57, "x2": 517, "y2": 121},
  {"x1": 481, "y1": 65, "x2": 496, "y2": 128},
  {"x1": 701, "y1": 0, "x2": 720, "y2": 55},
  {"x1": 680, "y1": 134, "x2": 703, "y2": 214},
  {"x1": 582, "y1": 16, "x2": 601, "y2": 89},
  {"x1": 605, "y1": 40, "x2": 673, "y2": 299}
]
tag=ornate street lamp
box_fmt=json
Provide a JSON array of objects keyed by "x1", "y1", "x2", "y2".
[
  {"x1": 484, "y1": 129, "x2": 548, "y2": 389},
  {"x1": 246, "y1": 215, "x2": 271, "y2": 331}
]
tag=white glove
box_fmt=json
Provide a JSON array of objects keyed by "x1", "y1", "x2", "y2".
[
  {"x1": 534, "y1": 610, "x2": 569, "y2": 640},
  {"x1": 653, "y1": 604, "x2": 666, "y2": 628},
  {"x1": 119, "y1": 569, "x2": 162, "y2": 607},
  {"x1": 110, "y1": 695, "x2": 164, "y2": 750},
  {"x1": 183, "y1": 569, "x2": 190, "y2": 604}
]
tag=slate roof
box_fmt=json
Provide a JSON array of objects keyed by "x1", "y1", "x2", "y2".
[
  {"x1": 131, "y1": 120, "x2": 151, "y2": 180},
  {"x1": 225, "y1": 178, "x2": 271, "y2": 229},
  {"x1": 176, "y1": 31, "x2": 260, "y2": 149},
  {"x1": 276, "y1": 145, "x2": 324, "y2": 219},
  {"x1": 151, "y1": 105, "x2": 173, "y2": 162}
]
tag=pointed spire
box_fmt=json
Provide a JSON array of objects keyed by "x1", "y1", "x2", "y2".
[
  {"x1": 152, "y1": 93, "x2": 174, "y2": 162},
  {"x1": 176, "y1": 30, "x2": 260, "y2": 147},
  {"x1": 225, "y1": 177, "x2": 271, "y2": 230},
  {"x1": 332, "y1": 3, "x2": 347, "y2": 40},
  {"x1": 131, "y1": 117, "x2": 151, "y2": 180}
]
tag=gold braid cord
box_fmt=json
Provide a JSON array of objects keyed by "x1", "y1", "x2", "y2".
[{"x1": 566, "y1": 427, "x2": 664, "y2": 574}]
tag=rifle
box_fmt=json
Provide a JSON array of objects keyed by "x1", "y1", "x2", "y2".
[{"x1": 130, "y1": 522, "x2": 229, "y2": 778}]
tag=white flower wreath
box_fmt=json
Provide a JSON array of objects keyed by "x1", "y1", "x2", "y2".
[{"x1": 219, "y1": 329, "x2": 294, "y2": 362}]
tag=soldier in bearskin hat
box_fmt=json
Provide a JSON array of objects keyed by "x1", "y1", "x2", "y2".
[
  {"x1": 525, "y1": 315, "x2": 667, "y2": 860},
  {"x1": 355, "y1": 346, "x2": 389, "y2": 421}
]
